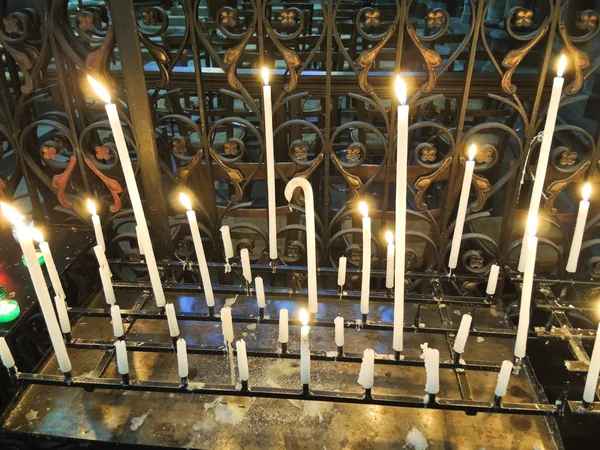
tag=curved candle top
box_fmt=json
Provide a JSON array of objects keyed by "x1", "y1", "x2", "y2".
[
  {"x1": 468, "y1": 144, "x2": 477, "y2": 161},
  {"x1": 359, "y1": 201, "x2": 369, "y2": 218},
  {"x1": 557, "y1": 55, "x2": 567, "y2": 77},
  {"x1": 583, "y1": 183, "x2": 592, "y2": 201},
  {"x1": 87, "y1": 199, "x2": 97, "y2": 215},
  {"x1": 385, "y1": 231, "x2": 394, "y2": 245},
  {"x1": 261, "y1": 67, "x2": 269, "y2": 86},
  {"x1": 179, "y1": 192, "x2": 193, "y2": 211},
  {"x1": 395, "y1": 75, "x2": 406, "y2": 105},
  {"x1": 299, "y1": 308, "x2": 309, "y2": 327},
  {"x1": 30, "y1": 228, "x2": 44, "y2": 244},
  {"x1": 87, "y1": 75, "x2": 111, "y2": 104}
]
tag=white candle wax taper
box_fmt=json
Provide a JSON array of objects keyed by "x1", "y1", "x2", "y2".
[
  {"x1": 180, "y1": 193, "x2": 215, "y2": 307},
  {"x1": 110, "y1": 304, "x2": 124, "y2": 338},
  {"x1": 177, "y1": 338, "x2": 189, "y2": 379},
  {"x1": 394, "y1": 75, "x2": 408, "y2": 352},
  {"x1": 453, "y1": 314, "x2": 472, "y2": 354},
  {"x1": 87, "y1": 199, "x2": 105, "y2": 252},
  {"x1": 220, "y1": 225, "x2": 234, "y2": 261},
  {"x1": 220, "y1": 306, "x2": 234, "y2": 345},
  {"x1": 164, "y1": 303, "x2": 180, "y2": 337},
  {"x1": 495, "y1": 360, "x2": 514, "y2": 397},
  {"x1": 360, "y1": 201, "x2": 371, "y2": 316},
  {"x1": 279, "y1": 308, "x2": 289, "y2": 343},
  {"x1": 32, "y1": 230, "x2": 66, "y2": 301},
  {"x1": 284, "y1": 179, "x2": 318, "y2": 313},
  {"x1": 0, "y1": 337, "x2": 15, "y2": 369},
  {"x1": 519, "y1": 55, "x2": 567, "y2": 272},
  {"x1": 115, "y1": 340, "x2": 129, "y2": 375},
  {"x1": 449, "y1": 144, "x2": 476, "y2": 270},
  {"x1": 358, "y1": 348, "x2": 375, "y2": 389},
  {"x1": 261, "y1": 68, "x2": 278, "y2": 261},
  {"x1": 300, "y1": 309, "x2": 311, "y2": 384},
  {"x1": 486, "y1": 264, "x2": 500, "y2": 295},
  {"x1": 567, "y1": 183, "x2": 591, "y2": 273},
  {"x1": 240, "y1": 248, "x2": 252, "y2": 282},
  {"x1": 337, "y1": 256, "x2": 347, "y2": 287},
  {"x1": 87, "y1": 76, "x2": 165, "y2": 307},
  {"x1": 236, "y1": 338, "x2": 249, "y2": 382},
  {"x1": 255, "y1": 276, "x2": 266, "y2": 308},
  {"x1": 136, "y1": 225, "x2": 145, "y2": 256},
  {"x1": 2, "y1": 203, "x2": 72, "y2": 373},
  {"x1": 514, "y1": 216, "x2": 538, "y2": 358},
  {"x1": 334, "y1": 316, "x2": 344, "y2": 347},
  {"x1": 93, "y1": 245, "x2": 116, "y2": 305},
  {"x1": 583, "y1": 323, "x2": 600, "y2": 403},
  {"x1": 385, "y1": 231, "x2": 395, "y2": 289},
  {"x1": 423, "y1": 344, "x2": 440, "y2": 394},
  {"x1": 54, "y1": 294, "x2": 71, "y2": 334}
]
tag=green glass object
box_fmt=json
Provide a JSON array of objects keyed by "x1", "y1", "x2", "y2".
[
  {"x1": 0, "y1": 286, "x2": 6, "y2": 300},
  {"x1": 0, "y1": 300, "x2": 20, "y2": 323},
  {"x1": 21, "y1": 250, "x2": 45, "y2": 267}
]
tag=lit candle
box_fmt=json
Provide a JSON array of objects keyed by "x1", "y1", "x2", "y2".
[
  {"x1": 220, "y1": 306, "x2": 234, "y2": 345},
  {"x1": 334, "y1": 316, "x2": 344, "y2": 347},
  {"x1": 519, "y1": 56, "x2": 567, "y2": 272},
  {"x1": 32, "y1": 229, "x2": 66, "y2": 302},
  {"x1": 453, "y1": 314, "x2": 472, "y2": 355},
  {"x1": 359, "y1": 201, "x2": 371, "y2": 316},
  {"x1": 180, "y1": 193, "x2": 215, "y2": 307},
  {"x1": 0, "y1": 300, "x2": 20, "y2": 323},
  {"x1": 514, "y1": 216, "x2": 538, "y2": 358},
  {"x1": 279, "y1": 308, "x2": 288, "y2": 344},
  {"x1": 423, "y1": 344, "x2": 439, "y2": 395},
  {"x1": 0, "y1": 337, "x2": 15, "y2": 369},
  {"x1": 449, "y1": 144, "x2": 476, "y2": 270},
  {"x1": 115, "y1": 340, "x2": 129, "y2": 375},
  {"x1": 337, "y1": 256, "x2": 347, "y2": 288},
  {"x1": 1, "y1": 203, "x2": 71, "y2": 373},
  {"x1": 177, "y1": 338, "x2": 189, "y2": 379},
  {"x1": 110, "y1": 304, "x2": 124, "y2": 338},
  {"x1": 394, "y1": 75, "x2": 408, "y2": 353},
  {"x1": 93, "y1": 244, "x2": 116, "y2": 305},
  {"x1": 54, "y1": 294, "x2": 71, "y2": 334},
  {"x1": 566, "y1": 183, "x2": 591, "y2": 273},
  {"x1": 284, "y1": 179, "x2": 318, "y2": 314},
  {"x1": 583, "y1": 322, "x2": 600, "y2": 403},
  {"x1": 385, "y1": 231, "x2": 394, "y2": 289},
  {"x1": 495, "y1": 360, "x2": 513, "y2": 397},
  {"x1": 87, "y1": 76, "x2": 165, "y2": 308},
  {"x1": 357, "y1": 348, "x2": 375, "y2": 389},
  {"x1": 261, "y1": 68, "x2": 278, "y2": 261},
  {"x1": 486, "y1": 264, "x2": 500, "y2": 295},
  {"x1": 87, "y1": 199, "x2": 105, "y2": 252},
  {"x1": 236, "y1": 338, "x2": 249, "y2": 382},
  {"x1": 164, "y1": 303, "x2": 180, "y2": 338},
  {"x1": 240, "y1": 248, "x2": 252, "y2": 283},
  {"x1": 255, "y1": 276, "x2": 266, "y2": 308},
  {"x1": 300, "y1": 308, "x2": 310, "y2": 385}
]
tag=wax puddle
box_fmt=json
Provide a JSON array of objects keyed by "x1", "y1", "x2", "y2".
[
  {"x1": 130, "y1": 412, "x2": 149, "y2": 431},
  {"x1": 25, "y1": 410, "x2": 38, "y2": 421},
  {"x1": 225, "y1": 295, "x2": 238, "y2": 307},
  {"x1": 204, "y1": 395, "x2": 253, "y2": 424},
  {"x1": 405, "y1": 426, "x2": 428, "y2": 449}
]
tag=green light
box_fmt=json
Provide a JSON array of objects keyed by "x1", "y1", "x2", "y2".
[
  {"x1": 0, "y1": 300, "x2": 20, "y2": 323},
  {"x1": 22, "y1": 250, "x2": 45, "y2": 267},
  {"x1": 0, "y1": 286, "x2": 6, "y2": 300}
]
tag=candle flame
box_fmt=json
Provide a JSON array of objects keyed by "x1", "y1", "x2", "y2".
[
  {"x1": 385, "y1": 231, "x2": 394, "y2": 245},
  {"x1": 395, "y1": 75, "x2": 406, "y2": 105},
  {"x1": 557, "y1": 55, "x2": 567, "y2": 78},
  {"x1": 87, "y1": 199, "x2": 97, "y2": 216},
  {"x1": 0, "y1": 202, "x2": 24, "y2": 228},
  {"x1": 299, "y1": 308, "x2": 309, "y2": 326},
  {"x1": 468, "y1": 144, "x2": 477, "y2": 161},
  {"x1": 526, "y1": 214, "x2": 538, "y2": 237},
  {"x1": 583, "y1": 183, "x2": 592, "y2": 201},
  {"x1": 261, "y1": 67, "x2": 269, "y2": 86},
  {"x1": 179, "y1": 192, "x2": 192, "y2": 211},
  {"x1": 87, "y1": 75, "x2": 111, "y2": 104},
  {"x1": 359, "y1": 201, "x2": 369, "y2": 218},
  {"x1": 30, "y1": 228, "x2": 44, "y2": 243}
]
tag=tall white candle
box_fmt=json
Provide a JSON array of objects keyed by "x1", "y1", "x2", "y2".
[
  {"x1": 93, "y1": 244, "x2": 116, "y2": 305},
  {"x1": 284, "y1": 179, "x2": 318, "y2": 314},
  {"x1": 220, "y1": 306, "x2": 234, "y2": 345},
  {"x1": 87, "y1": 76, "x2": 165, "y2": 308},
  {"x1": 54, "y1": 294, "x2": 71, "y2": 334},
  {"x1": 255, "y1": 276, "x2": 266, "y2": 308},
  {"x1": 110, "y1": 304, "x2": 124, "y2": 338},
  {"x1": 115, "y1": 340, "x2": 129, "y2": 375},
  {"x1": 177, "y1": 338, "x2": 189, "y2": 379},
  {"x1": 236, "y1": 338, "x2": 249, "y2": 382},
  {"x1": 220, "y1": 225, "x2": 234, "y2": 261},
  {"x1": 519, "y1": 55, "x2": 567, "y2": 272},
  {"x1": 394, "y1": 76, "x2": 408, "y2": 352},
  {"x1": 566, "y1": 183, "x2": 591, "y2": 273},
  {"x1": 1, "y1": 203, "x2": 71, "y2": 373},
  {"x1": 180, "y1": 193, "x2": 215, "y2": 307},
  {"x1": 486, "y1": 264, "x2": 500, "y2": 295},
  {"x1": 583, "y1": 323, "x2": 600, "y2": 403},
  {"x1": 495, "y1": 360, "x2": 514, "y2": 397},
  {"x1": 164, "y1": 303, "x2": 180, "y2": 337},
  {"x1": 279, "y1": 308, "x2": 289, "y2": 344},
  {"x1": 136, "y1": 225, "x2": 145, "y2": 256},
  {"x1": 358, "y1": 348, "x2": 375, "y2": 389},
  {"x1": 360, "y1": 201, "x2": 371, "y2": 316},
  {"x1": 240, "y1": 248, "x2": 252, "y2": 282},
  {"x1": 0, "y1": 337, "x2": 15, "y2": 368},
  {"x1": 423, "y1": 344, "x2": 440, "y2": 394},
  {"x1": 337, "y1": 256, "x2": 347, "y2": 287},
  {"x1": 453, "y1": 314, "x2": 472, "y2": 354},
  {"x1": 300, "y1": 309, "x2": 311, "y2": 384},
  {"x1": 514, "y1": 216, "x2": 538, "y2": 358},
  {"x1": 385, "y1": 231, "x2": 395, "y2": 289},
  {"x1": 33, "y1": 231, "x2": 66, "y2": 301},
  {"x1": 261, "y1": 68, "x2": 278, "y2": 261},
  {"x1": 334, "y1": 316, "x2": 344, "y2": 347},
  {"x1": 87, "y1": 199, "x2": 105, "y2": 252},
  {"x1": 449, "y1": 144, "x2": 476, "y2": 270}
]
